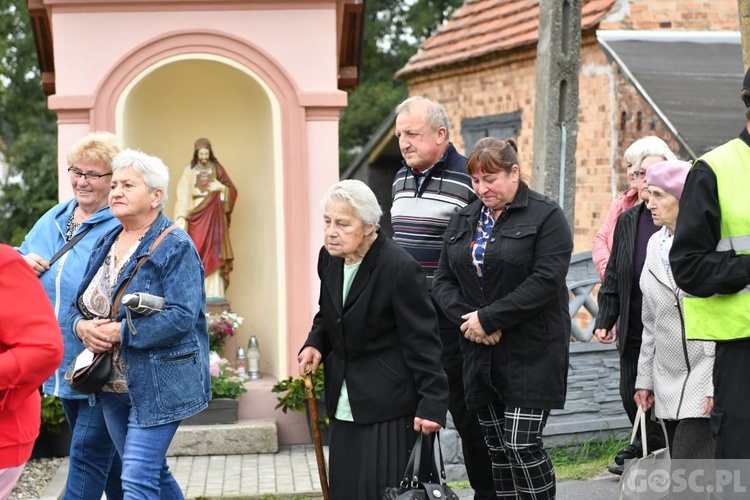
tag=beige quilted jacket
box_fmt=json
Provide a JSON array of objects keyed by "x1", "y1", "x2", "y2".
[{"x1": 636, "y1": 228, "x2": 715, "y2": 420}]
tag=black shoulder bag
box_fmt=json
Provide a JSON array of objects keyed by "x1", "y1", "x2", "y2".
[{"x1": 382, "y1": 433, "x2": 459, "y2": 500}]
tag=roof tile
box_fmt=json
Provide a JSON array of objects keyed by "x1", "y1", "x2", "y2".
[{"x1": 396, "y1": 0, "x2": 617, "y2": 79}]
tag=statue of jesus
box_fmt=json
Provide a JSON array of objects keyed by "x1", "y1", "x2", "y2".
[{"x1": 174, "y1": 138, "x2": 237, "y2": 299}]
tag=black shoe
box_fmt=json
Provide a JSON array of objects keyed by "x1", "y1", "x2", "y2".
[
  {"x1": 608, "y1": 461, "x2": 624, "y2": 476},
  {"x1": 614, "y1": 443, "x2": 642, "y2": 466}
]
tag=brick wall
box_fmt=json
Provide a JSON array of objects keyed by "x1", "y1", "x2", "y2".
[
  {"x1": 600, "y1": 0, "x2": 739, "y2": 31},
  {"x1": 404, "y1": 0, "x2": 736, "y2": 250},
  {"x1": 407, "y1": 33, "x2": 689, "y2": 252},
  {"x1": 574, "y1": 40, "x2": 619, "y2": 251}
]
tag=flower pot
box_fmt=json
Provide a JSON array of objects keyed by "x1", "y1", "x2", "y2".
[
  {"x1": 31, "y1": 424, "x2": 72, "y2": 459},
  {"x1": 181, "y1": 398, "x2": 239, "y2": 425}
]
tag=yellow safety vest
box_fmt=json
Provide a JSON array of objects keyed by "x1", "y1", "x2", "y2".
[{"x1": 683, "y1": 138, "x2": 750, "y2": 341}]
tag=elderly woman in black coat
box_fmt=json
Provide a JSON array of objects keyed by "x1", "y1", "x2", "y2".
[
  {"x1": 298, "y1": 179, "x2": 448, "y2": 500},
  {"x1": 433, "y1": 137, "x2": 573, "y2": 499}
]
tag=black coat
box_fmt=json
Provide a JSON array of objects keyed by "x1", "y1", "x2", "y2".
[
  {"x1": 304, "y1": 233, "x2": 449, "y2": 426},
  {"x1": 433, "y1": 183, "x2": 573, "y2": 410},
  {"x1": 593, "y1": 203, "x2": 647, "y2": 353}
]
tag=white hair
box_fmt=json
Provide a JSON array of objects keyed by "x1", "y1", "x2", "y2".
[
  {"x1": 624, "y1": 136, "x2": 677, "y2": 169},
  {"x1": 320, "y1": 179, "x2": 382, "y2": 226},
  {"x1": 111, "y1": 149, "x2": 170, "y2": 209}
]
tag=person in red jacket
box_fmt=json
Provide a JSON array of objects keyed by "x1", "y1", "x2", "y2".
[{"x1": 0, "y1": 244, "x2": 64, "y2": 496}]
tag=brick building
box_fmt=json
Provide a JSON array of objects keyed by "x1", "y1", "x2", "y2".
[{"x1": 346, "y1": 0, "x2": 743, "y2": 251}]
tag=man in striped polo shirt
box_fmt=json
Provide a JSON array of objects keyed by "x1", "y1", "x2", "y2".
[{"x1": 391, "y1": 96, "x2": 494, "y2": 499}]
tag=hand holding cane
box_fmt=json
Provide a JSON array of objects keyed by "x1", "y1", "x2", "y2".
[{"x1": 305, "y1": 363, "x2": 330, "y2": 500}]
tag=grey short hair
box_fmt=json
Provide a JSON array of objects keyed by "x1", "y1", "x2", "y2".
[
  {"x1": 320, "y1": 179, "x2": 382, "y2": 226},
  {"x1": 395, "y1": 96, "x2": 450, "y2": 139},
  {"x1": 624, "y1": 136, "x2": 677, "y2": 169},
  {"x1": 111, "y1": 149, "x2": 170, "y2": 209}
]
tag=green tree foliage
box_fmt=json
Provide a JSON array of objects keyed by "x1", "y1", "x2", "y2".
[
  {"x1": 339, "y1": 0, "x2": 463, "y2": 170},
  {"x1": 0, "y1": 0, "x2": 57, "y2": 245}
]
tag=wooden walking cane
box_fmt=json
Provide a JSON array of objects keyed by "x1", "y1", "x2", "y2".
[{"x1": 305, "y1": 363, "x2": 330, "y2": 500}]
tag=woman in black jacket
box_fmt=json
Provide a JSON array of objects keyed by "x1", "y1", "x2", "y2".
[
  {"x1": 298, "y1": 179, "x2": 448, "y2": 500},
  {"x1": 433, "y1": 137, "x2": 573, "y2": 499}
]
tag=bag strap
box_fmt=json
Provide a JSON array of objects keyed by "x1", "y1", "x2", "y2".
[
  {"x1": 630, "y1": 406, "x2": 647, "y2": 456},
  {"x1": 632, "y1": 405, "x2": 671, "y2": 457},
  {"x1": 639, "y1": 407, "x2": 648, "y2": 457},
  {"x1": 399, "y1": 432, "x2": 424, "y2": 487},
  {"x1": 400, "y1": 432, "x2": 449, "y2": 487},
  {"x1": 435, "y1": 433, "x2": 448, "y2": 483},
  {"x1": 411, "y1": 433, "x2": 424, "y2": 487},
  {"x1": 111, "y1": 225, "x2": 176, "y2": 319},
  {"x1": 399, "y1": 433, "x2": 422, "y2": 487},
  {"x1": 47, "y1": 224, "x2": 94, "y2": 268}
]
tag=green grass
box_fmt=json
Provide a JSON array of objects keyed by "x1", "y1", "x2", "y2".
[
  {"x1": 447, "y1": 435, "x2": 630, "y2": 489},
  {"x1": 447, "y1": 479, "x2": 472, "y2": 490},
  {"x1": 550, "y1": 435, "x2": 629, "y2": 481}
]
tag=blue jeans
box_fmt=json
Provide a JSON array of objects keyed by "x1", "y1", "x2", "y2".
[
  {"x1": 61, "y1": 397, "x2": 123, "y2": 500},
  {"x1": 99, "y1": 392, "x2": 183, "y2": 500}
]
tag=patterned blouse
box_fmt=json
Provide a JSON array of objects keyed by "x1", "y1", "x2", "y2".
[
  {"x1": 470, "y1": 205, "x2": 496, "y2": 286},
  {"x1": 65, "y1": 205, "x2": 81, "y2": 242},
  {"x1": 78, "y1": 237, "x2": 141, "y2": 393}
]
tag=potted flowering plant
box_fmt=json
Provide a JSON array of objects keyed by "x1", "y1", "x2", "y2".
[
  {"x1": 183, "y1": 353, "x2": 247, "y2": 425},
  {"x1": 210, "y1": 354, "x2": 248, "y2": 400},
  {"x1": 206, "y1": 311, "x2": 243, "y2": 354}
]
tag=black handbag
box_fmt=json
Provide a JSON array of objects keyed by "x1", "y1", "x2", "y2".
[
  {"x1": 65, "y1": 226, "x2": 175, "y2": 394},
  {"x1": 382, "y1": 433, "x2": 459, "y2": 500},
  {"x1": 66, "y1": 350, "x2": 113, "y2": 394}
]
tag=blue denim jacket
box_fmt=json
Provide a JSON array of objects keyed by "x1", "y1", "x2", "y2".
[
  {"x1": 17, "y1": 199, "x2": 120, "y2": 399},
  {"x1": 70, "y1": 213, "x2": 211, "y2": 427}
]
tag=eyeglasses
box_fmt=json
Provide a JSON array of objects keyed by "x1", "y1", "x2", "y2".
[{"x1": 68, "y1": 167, "x2": 112, "y2": 181}]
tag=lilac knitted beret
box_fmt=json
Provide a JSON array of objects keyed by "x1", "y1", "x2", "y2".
[{"x1": 645, "y1": 160, "x2": 692, "y2": 200}]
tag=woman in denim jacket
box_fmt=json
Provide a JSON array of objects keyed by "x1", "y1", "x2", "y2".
[
  {"x1": 433, "y1": 137, "x2": 573, "y2": 499},
  {"x1": 17, "y1": 131, "x2": 124, "y2": 500},
  {"x1": 70, "y1": 149, "x2": 210, "y2": 499}
]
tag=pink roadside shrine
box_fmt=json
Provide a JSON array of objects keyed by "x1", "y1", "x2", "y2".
[{"x1": 28, "y1": 0, "x2": 363, "y2": 443}]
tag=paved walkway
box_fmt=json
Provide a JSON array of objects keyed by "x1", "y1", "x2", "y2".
[{"x1": 41, "y1": 445, "x2": 620, "y2": 499}]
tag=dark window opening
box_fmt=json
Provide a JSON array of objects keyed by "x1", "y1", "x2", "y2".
[{"x1": 461, "y1": 111, "x2": 522, "y2": 153}]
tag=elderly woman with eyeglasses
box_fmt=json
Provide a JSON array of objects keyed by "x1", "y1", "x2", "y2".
[
  {"x1": 70, "y1": 149, "x2": 210, "y2": 499},
  {"x1": 17, "y1": 131, "x2": 124, "y2": 500},
  {"x1": 593, "y1": 136, "x2": 677, "y2": 281}
]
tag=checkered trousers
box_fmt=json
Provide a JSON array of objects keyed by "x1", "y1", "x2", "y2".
[{"x1": 476, "y1": 402, "x2": 555, "y2": 499}]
